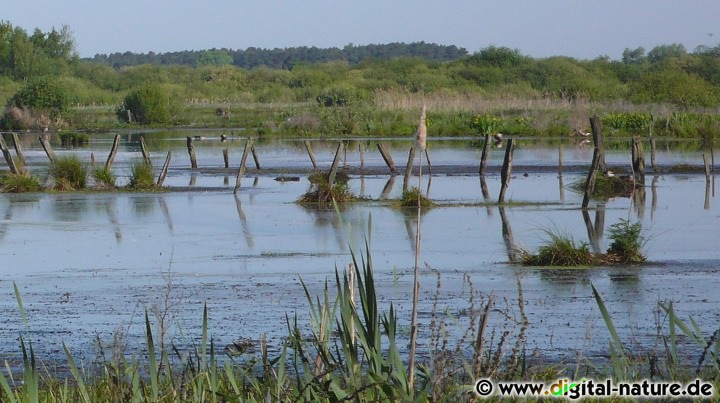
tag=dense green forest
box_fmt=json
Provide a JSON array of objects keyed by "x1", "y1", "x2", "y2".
[{"x1": 1, "y1": 20, "x2": 720, "y2": 137}]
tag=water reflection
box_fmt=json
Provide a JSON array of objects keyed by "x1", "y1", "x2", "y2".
[
  {"x1": 380, "y1": 176, "x2": 395, "y2": 199},
  {"x1": 158, "y1": 197, "x2": 174, "y2": 233},
  {"x1": 498, "y1": 206, "x2": 520, "y2": 263},
  {"x1": 234, "y1": 194, "x2": 254, "y2": 249},
  {"x1": 480, "y1": 176, "x2": 492, "y2": 217},
  {"x1": 52, "y1": 194, "x2": 88, "y2": 222},
  {"x1": 582, "y1": 206, "x2": 605, "y2": 254},
  {"x1": 651, "y1": 176, "x2": 659, "y2": 221}
]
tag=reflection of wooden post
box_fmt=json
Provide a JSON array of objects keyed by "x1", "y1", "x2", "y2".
[
  {"x1": 250, "y1": 143, "x2": 261, "y2": 169},
  {"x1": 234, "y1": 138, "x2": 253, "y2": 194},
  {"x1": 403, "y1": 146, "x2": 416, "y2": 192},
  {"x1": 186, "y1": 136, "x2": 197, "y2": 169},
  {"x1": 582, "y1": 210, "x2": 601, "y2": 254},
  {"x1": 359, "y1": 143, "x2": 365, "y2": 168},
  {"x1": 0, "y1": 135, "x2": 18, "y2": 174},
  {"x1": 39, "y1": 134, "x2": 56, "y2": 162},
  {"x1": 303, "y1": 140, "x2": 317, "y2": 170},
  {"x1": 498, "y1": 206, "x2": 518, "y2": 263},
  {"x1": 223, "y1": 148, "x2": 229, "y2": 168},
  {"x1": 479, "y1": 133, "x2": 491, "y2": 175},
  {"x1": 156, "y1": 151, "x2": 172, "y2": 187},
  {"x1": 376, "y1": 143, "x2": 397, "y2": 174},
  {"x1": 558, "y1": 144, "x2": 564, "y2": 175},
  {"x1": 328, "y1": 142, "x2": 344, "y2": 186},
  {"x1": 11, "y1": 133, "x2": 24, "y2": 166},
  {"x1": 380, "y1": 176, "x2": 395, "y2": 199},
  {"x1": 424, "y1": 148, "x2": 432, "y2": 175},
  {"x1": 498, "y1": 139, "x2": 515, "y2": 204},
  {"x1": 648, "y1": 117, "x2": 657, "y2": 172},
  {"x1": 90, "y1": 152, "x2": 96, "y2": 168},
  {"x1": 105, "y1": 134, "x2": 121, "y2": 170},
  {"x1": 140, "y1": 136, "x2": 152, "y2": 167}
]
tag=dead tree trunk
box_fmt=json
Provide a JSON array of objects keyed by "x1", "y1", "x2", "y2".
[
  {"x1": 0, "y1": 135, "x2": 18, "y2": 174},
  {"x1": 105, "y1": 134, "x2": 121, "y2": 171}
]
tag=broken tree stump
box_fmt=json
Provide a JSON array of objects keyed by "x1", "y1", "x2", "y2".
[
  {"x1": 304, "y1": 140, "x2": 317, "y2": 170},
  {"x1": 0, "y1": 135, "x2": 19, "y2": 174},
  {"x1": 105, "y1": 134, "x2": 121, "y2": 171},
  {"x1": 186, "y1": 136, "x2": 197, "y2": 169},
  {"x1": 479, "y1": 133, "x2": 491, "y2": 175},
  {"x1": 11, "y1": 133, "x2": 24, "y2": 166},
  {"x1": 140, "y1": 136, "x2": 152, "y2": 167}
]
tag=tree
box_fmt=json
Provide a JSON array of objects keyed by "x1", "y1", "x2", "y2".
[
  {"x1": 117, "y1": 84, "x2": 176, "y2": 124},
  {"x1": 7, "y1": 76, "x2": 69, "y2": 116}
]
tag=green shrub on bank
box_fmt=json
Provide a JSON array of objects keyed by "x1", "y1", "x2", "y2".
[
  {"x1": 50, "y1": 155, "x2": 87, "y2": 190},
  {"x1": 117, "y1": 84, "x2": 177, "y2": 125},
  {"x1": 128, "y1": 162, "x2": 155, "y2": 189}
]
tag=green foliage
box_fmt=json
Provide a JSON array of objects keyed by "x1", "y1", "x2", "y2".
[
  {"x1": 399, "y1": 187, "x2": 434, "y2": 208},
  {"x1": 117, "y1": 84, "x2": 177, "y2": 124},
  {"x1": 196, "y1": 49, "x2": 233, "y2": 67},
  {"x1": 606, "y1": 219, "x2": 646, "y2": 263},
  {"x1": 6, "y1": 76, "x2": 70, "y2": 118},
  {"x1": 471, "y1": 114, "x2": 501, "y2": 135},
  {"x1": 92, "y1": 167, "x2": 116, "y2": 188},
  {"x1": 522, "y1": 230, "x2": 595, "y2": 266},
  {"x1": 128, "y1": 161, "x2": 155, "y2": 189},
  {"x1": 299, "y1": 171, "x2": 355, "y2": 206},
  {"x1": 58, "y1": 131, "x2": 89, "y2": 146},
  {"x1": 49, "y1": 155, "x2": 87, "y2": 190},
  {"x1": 1, "y1": 172, "x2": 41, "y2": 193}
]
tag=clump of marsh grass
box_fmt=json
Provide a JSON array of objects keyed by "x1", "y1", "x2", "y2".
[
  {"x1": 50, "y1": 155, "x2": 88, "y2": 191},
  {"x1": 128, "y1": 161, "x2": 155, "y2": 190},
  {"x1": 92, "y1": 167, "x2": 116, "y2": 189},
  {"x1": 1, "y1": 172, "x2": 41, "y2": 193},
  {"x1": 399, "y1": 187, "x2": 434, "y2": 208},
  {"x1": 605, "y1": 219, "x2": 647, "y2": 263},
  {"x1": 299, "y1": 171, "x2": 355, "y2": 207},
  {"x1": 570, "y1": 173, "x2": 635, "y2": 198},
  {"x1": 521, "y1": 229, "x2": 595, "y2": 266}
]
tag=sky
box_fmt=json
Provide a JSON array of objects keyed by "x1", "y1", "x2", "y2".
[{"x1": 4, "y1": 0, "x2": 720, "y2": 60}]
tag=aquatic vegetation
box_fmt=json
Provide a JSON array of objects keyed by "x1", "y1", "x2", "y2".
[
  {"x1": 92, "y1": 167, "x2": 116, "y2": 188},
  {"x1": 521, "y1": 230, "x2": 596, "y2": 266},
  {"x1": 128, "y1": 161, "x2": 155, "y2": 190},
  {"x1": 49, "y1": 155, "x2": 88, "y2": 190},
  {"x1": 0, "y1": 172, "x2": 41, "y2": 193},
  {"x1": 399, "y1": 186, "x2": 434, "y2": 208},
  {"x1": 606, "y1": 219, "x2": 647, "y2": 263},
  {"x1": 299, "y1": 171, "x2": 356, "y2": 207}
]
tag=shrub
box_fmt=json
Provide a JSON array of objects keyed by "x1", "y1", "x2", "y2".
[
  {"x1": 1, "y1": 172, "x2": 41, "y2": 193},
  {"x1": 522, "y1": 230, "x2": 595, "y2": 266},
  {"x1": 606, "y1": 219, "x2": 646, "y2": 263},
  {"x1": 399, "y1": 187, "x2": 434, "y2": 208},
  {"x1": 6, "y1": 77, "x2": 70, "y2": 118},
  {"x1": 128, "y1": 161, "x2": 155, "y2": 189},
  {"x1": 92, "y1": 167, "x2": 116, "y2": 188},
  {"x1": 50, "y1": 155, "x2": 88, "y2": 190},
  {"x1": 299, "y1": 171, "x2": 354, "y2": 207},
  {"x1": 471, "y1": 114, "x2": 502, "y2": 135},
  {"x1": 117, "y1": 84, "x2": 176, "y2": 124}
]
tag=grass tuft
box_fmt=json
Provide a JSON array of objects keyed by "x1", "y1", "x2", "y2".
[
  {"x1": 299, "y1": 171, "x2": 356, "y2": 207},
  {"x1": 522, "y1": 229, "x2": 595, "y2": 266},
  {"x1": 398, "y1": 187, "x2": 434, "y2": 208},
  {"x1": 92, "y1": 167, "x2": 116, "y2": 188},
  {"x1": 606, "y1": 219, "x2": 647, "y2": 263},
  {"x1": 1, "y1": 172, "x2": 41, "y2": 193},
  {"x1": 50, "y1": 155, "x2": 88, "y2": 191},
  {"x1": 128, "y1": 161, "x2": 155, "y2": 190}
]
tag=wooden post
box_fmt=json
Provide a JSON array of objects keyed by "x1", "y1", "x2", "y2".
[
  {"x1": 582, "y1": 147, "x2": 601, "y2": 210},
  {"x1": 703, "y1": 153, "x2": 711, "y2": 183},
  {"x1": 590, "y1": 116, "x2": 605, "y2": 172},
  {"x1": 140, "y1": 136, "x2": 152, "y2": 167},
  {"x1": 0, "y1": 135, "x2": 19, "y2": 174},
  {"x1": 186, "y1": 136, "x2": 197, "y2": 169},
  {"x1": 328, "y1": 142, "x2": 344, "y2": 186},
  {"x1": 90, "y1": 152, "x2": 96, "y2": 168},
  {"x1": 303, "y1": 140, "x2": 317, "y2": 170},
  {"x1": 632, "y1": 136, "x2": 645, "y2": 184},
  {"x1": 234, "y1": 138, "x2": 253, "y2": 194},
  {"x1": 376, "y1": 143, "x2": 397, "y2": 174},
  {"x1": 424, "y1": 148, "x2": 433, "y2": 175},
  {"x1": 479, "y1": 133, "x2": 491, "y2": 175},
  {"x1": 105, "y1": 134, "x2": 121, "y2": 170},
  {"x1": 403, "y1": 146, "x2": 416, "y2": 192},
  {"x1": 558, "y1": 144, "x2": 564, "y2": 175},
  {"x1": 497, "y1": 139, "x2": 515, "y2": 204},
  {"x1": 223, "y1": 148, "x2": 229, "y2": 168},
  {"x1": 39, "y1": 134, "x2": 56, "y2": 162},
  {"x1": 11, "y1": 133, "x2": 24, "y2": 166},
  {"x1": 156, "y1": 151, "x2": 172, "y2": 187},
  {"x1": 250, "y1": 143, "x2": 261, "y2": 169},
  {"x1": 359, "y1": 143, "x2": 365, "y2": 168}
]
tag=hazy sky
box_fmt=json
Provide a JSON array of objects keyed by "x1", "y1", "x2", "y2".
[{"x1": 4, "y1": 0, "x2": 719, "y2": 60}]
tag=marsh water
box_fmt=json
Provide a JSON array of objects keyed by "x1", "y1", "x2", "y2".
[{"x1": 0, "y1": 130, "x2": 718, "y2": 368}]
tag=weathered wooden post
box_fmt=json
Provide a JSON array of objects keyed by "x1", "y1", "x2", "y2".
[
  {"x1": 303, "y1": 140, "x2": 317, "y2": 170},
  {"x1": 11, "y1": 133, "x2": 24, "y2": 166},
  {"x1": 590, "y1": 116, "x2": 606, "y2": 172},
  {"x1": 497, "y1": 139, "x2": 515, "y2": 204},
  {"x1": 223, "y1": 148, "x2": 229, "y2": 168},
  {"x1": 156, "y1": 151, "x2": 172, "y2": 187},
  {"x1": 250, "y1": 142, "x2": 261, "y2": 169},
  {"x1": 703, "y1": 153, "x2": 711, "y2": 183},
  {"x1": 105, "y1": 134, "x2": 121, "y2": 170},
  {"x1": 186, "y1": 136, "x2": 197, "y2": 169},
  {"x1": 648, "y1": 116, "x2": 658, "y2": 172},
  {"x1": 424, "y1": 148, "x2": 433, "y2": 175},
  {"x1": 403, "y1": 146, "x2": 416, "y2": 192},
  {"x1": 632, "y1": 136, "x2": 645, "y2": 184},
  {"x1": 39, "y1": 134, "x2": 56, "y2": 162},
  {"x1": 0, "y1": 135, "x2": 19, "y2": 174},
  {"x1": 359, "y1": 143, "x2": 365, "y2": 169},
  {"x1": 582, "y1": 147, "x2": 601, "y2": 210},
  {"x1": 327, "y1": 142, "x2": 344, "y2": 186},
  {"x1": 140, "y1": 136, "x2": 152, "y2": 167},
  {"x1": 479, "y1": 133, "x2": 491, "y2": 175},
  {"x1": 234, "y1": 138, "x2": 253, "y2": 194},
  {"x1": 376, "y1": 143, "x2": 397, "y2": 174}
]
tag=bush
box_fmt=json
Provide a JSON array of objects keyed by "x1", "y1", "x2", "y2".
[
  {"x1": 606, "y1": 219, "x2": 646, "y2": 263},
  {"x1": 128, "y1": 161, "x2": 155, "y2": 189},
  {"x1": 1, "y1": 172, "x2": 41, "y2": 193},
  {"x1": 299, "y1": 171, "x2": 354, "y2": 207},
  {"x1": 117, "y1": 84, "x2": 176, "y2": 124},
  {"x1": 50, "y1": 155, "x2": 88, "y2": 190},
  {"x1": 522, "y1": 230, "x2": 595, "y2": 266},
  {"x1": 92, "y1": 167, "x2": 116, "y2": 188},
  {"x1": 399, "y1": 187, "x2": 434, "y2": 208},
  {"x1": 6, "y1": 77, "x2": 70, "y2": 118}
]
